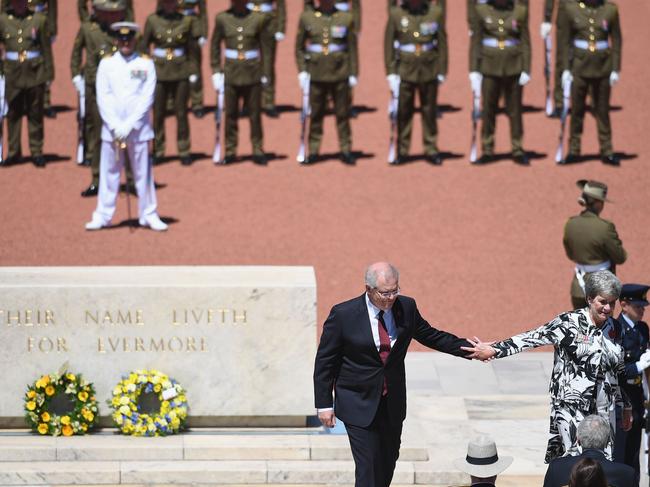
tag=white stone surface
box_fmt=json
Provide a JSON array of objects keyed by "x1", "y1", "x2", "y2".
[
  {"x1": 56, "y1": 435, "x2": 183, "y2": 461},
  {"x1": 120, "y1": 460, "x2": 267, "y2": 484},
  {"x1": 183, "y1": 435, "x2": 310, "y2": 460},
  {"x1": 0, "y1": 461, "x2": 120, "y2": 485},
  {"x1": 267, "y1": 460, "x2": 414, "y2": 484},
  {"x1": 0, "y1": 436, "x2": 56, "y2": 461},
  {"x1": 0, "y1": 267, "x2": 316, "y2": 421}
]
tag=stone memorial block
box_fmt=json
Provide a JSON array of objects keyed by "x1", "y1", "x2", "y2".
[{"x1": 0, "y1": 266, "x2": 317, "y2": 426}]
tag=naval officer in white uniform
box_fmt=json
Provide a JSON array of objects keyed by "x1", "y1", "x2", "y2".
[{"x1": 85, "y1": 21, "x2": 167, "y2": 232}]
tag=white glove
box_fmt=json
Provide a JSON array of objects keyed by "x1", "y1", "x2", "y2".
[
  {"x1": 518, "y1": 72, "x2": 531, "y2": 86},
  {"x1": 275, "y1": 32, "x2": 285, "y2": 42},
  {"x1": 540, "y1": 22, "x2": 552, "y2": 39},
  {"x1": 469, "y1": 71, "x2": 483, "y2": 93},
  {"x1": 72, "y1": 75, "x2": 85, "y2": 93},
  {"x1": 298, "y1": 71, "x2": 310, "y2": 92},
  {"x1": 609, "y1": 71, "x2": 619, "y2": 86},
  {"x1": 437, "y1": 74, "x2": 445, "y2": 84},
  {"x1": 561, "y1": 70, "x2": 573, "y2": 90},
  {"x1": 198, "y1": 36, "x2": 207, "y2": 47},
  {"x1": 212, "y1": 72, "x2": 224, "y2": 92},
  {"x1": 636, "y1": 350, "x2": 650, "y2": 373},
  {"x1": 261, "y1": 75, "x2": 269, "y2": 85},
  {"x1": 386, "y1": 74, "x2": 400, "y2": 96},
  {"x1": 348, "y1": 75, "x2": 358, "y2": 88},
  {"x1": 189, "y1": 74, "x2": 198, "y2": 84},
  {"x1": 113, "y1": 123, "x2": 131, "y2": 140}
]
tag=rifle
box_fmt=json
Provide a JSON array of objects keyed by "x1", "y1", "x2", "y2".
[
  {"x1": 555, "y1": 77, "x2": 572, "y2": 163},
  {"x1": 212, "y1": 87, "x2": 224, "y2": 163},
  {"x1": 387, "y1": 88, "x2": 398, "y2": 164},
  {"x1": 0, "y1": 76, "x2": 5, "y2": 163},
  {"x1": 76, "y1": 84, "x2": 86, "y2": 165},
  {"x1": 544, "y1": 35, "x2": 553, "y2": 117},
  {"x1": 296, "y1": 74, "x2": 310, "y2": 163},
  {"x1": 469, "y1": 87, "x2": 481, "y2": 163}
]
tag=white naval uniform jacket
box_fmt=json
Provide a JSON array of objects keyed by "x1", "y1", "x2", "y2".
[
  {"x1": 492, "y1": 308, "x2": 625, "y2": 461},
  {"x1": 96, "y1": 51, "x2": 156, "y2": 142}
]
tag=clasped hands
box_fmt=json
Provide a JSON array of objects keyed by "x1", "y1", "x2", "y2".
[{"x1": 462, "y1": 336, "x2": 497, "y2": 362}]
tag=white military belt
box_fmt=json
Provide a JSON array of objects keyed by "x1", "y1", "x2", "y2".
[
  {"x1": 182, "y1": 8, "x2": 197, "y2": 16},
  {"x1": 247, "y1": 2, "x2": 274, "y2": 12},
  {"x1": 335, "y1": 2, "x2": 350, "y2": 10},
  {"x1": 482, "y1": 37, "x2": 519, "y2": 49},
  {"x1": 5, "y1": 50, "x2": 40, "y2": 61},
  {"x1": 153, "y1": 47, "x2": 186, "y2": 59},
  {"x1": 306, "y1": 43, "x2": 347, "y2": 54},
  {"x1": 574, "y1": 39, "x2": 609, "y2": 51},
  {"x1": 574, "y1": 260, "x2": 611, "y2": 292},
  {"x1": 224, "y1": 49, "x2": 260, "y2": 60},
  {"x1": 33, "y1": 4, "x2": 46, "y2": 11},
  {"x1": 399, "y1": 41, "x2": 437, "y2": 54}
]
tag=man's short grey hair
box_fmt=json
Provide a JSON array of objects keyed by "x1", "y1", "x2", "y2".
[
  {"x1": 577, "y1": 415, "x2": 611, "y2": 450},
  {"x1": 365, "y1": 263, "x2": 399, "y2": 288},
  {"x1": 584, "y1": 270, "x2": 622, "y2": 300}
]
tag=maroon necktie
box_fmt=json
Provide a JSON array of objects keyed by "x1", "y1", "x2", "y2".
[{"x1": 378, "y1": 310, "x2": 390, "y2": 395}]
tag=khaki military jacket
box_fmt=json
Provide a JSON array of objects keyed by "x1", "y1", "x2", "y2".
[
  {"x1": 0, "y1": 10, "x2": 53, "y2": 98},
  {"x1": 77, "y1": 0, "x2": 134, "y2": 23},
  {"x1": 295, "y1": 8, "x2": 358, "y2": 83},
  {"x1": 563, "y1": 209, "x2": 627, "y2": 298},
  {"x1": 181, "y1": 0, "x2": 208, "y2": 39},
  {"x1": 71, "y1": 20, "x2": 117, "y2": 87},
  {"x1": 2, "y1": 0, "x2": 56, "y2": 36},
  {"x1": 384, "y1": 3, "x2": 447, "y2": 83},
  {"x1": 211, "y1": 8, "x2": 268, "y2": 86},
  {"x1": 249, "y1": 0, "x2": 286, "y2": 34},
  {"x1": 303, "y1": 0, "x2": 360, "y2": 32},
  {"x1": 557, "y1": 0, "x2": 621, "y2": 78},
  {"x1": 469, "y1": 2, "x2": 531, "y2": 77},
  {"x1": 142, "y1": 11, "x2": 198, "y2": 82}
]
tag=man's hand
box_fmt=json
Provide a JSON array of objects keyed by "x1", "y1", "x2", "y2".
[
  {"x1": 518, "y1": 72, "x2": 531, "y2": 86},
  {"x1": 461, "y1": 336, "x2": 496, "y2": 362},
  {"x1": 275, "y1": 32, "x2": 285, "y2": 42},
  {"x1": 609, "y1": 71, "x2": 620, "y2": 87},
  {"x1": 540, "y1": 22, "x2": 552, "y2": 39},
  {"x1": 212, "y1": 72, "x2": 225, "y2": 92},
  {"x1": 561, "y1": 70, "x2": 573, "y2": 91},
  {"x1": 72, "y1": 75, "x2": 85, "y2": 93},
  {"x1": 198, "y1": 36, "x2": 207, "y2": 47},
  {"x1": 622, "y1": 407, "x2": 633, "y2": 432},
  {"x1": 469, "y1": 71, "x2": 483, "y2": 94},
  {"x1": 636, "y1": 350, "x2": 650, "y2": 373},
  {"x1": 386, "y1": 74, "x2": 400, "y2": 96},
  {"x1": 318, "y1": 410, "x2": 336, "y2": 428},
  {"x1": 298, "y1": 71, "x2": 310, "y2": 92}
]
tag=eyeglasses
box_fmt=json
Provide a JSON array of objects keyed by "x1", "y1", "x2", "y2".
[{"x1": 373, "y1": 287, "x2": 400, "y2": 298}]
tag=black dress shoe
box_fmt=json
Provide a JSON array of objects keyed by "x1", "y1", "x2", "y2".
[
  {"x1": 263, "y1": 107, "x2": 280, "y2": 118},
  {"x1": 425, "y1": 153, "x2": 442, "y2": 165},
  {"x1": 223, "y1": 155, "x2": 236, "y2": 164},
  {"x1": 548, "y1": 108, "x2": 562, "y2": 119},
  {"x1": 44, "y1": 107, "x2": 56, "y2": 119},
  {"x1": 81, "y1": 158, "x2": 92, "y2": 167},
  {"x1": 180, "y1": 155, "x2": 192, "y2": 166},
  {"x1": 562, "y1": 153, "x2": 580, "y2": 164},
  {"x1": 252, "y1": 154, "x2": 268, "y2": 165},
  {"x1": 239, "y1": 108, "x2": 250, "y2": 117},
  {"x1": 513, "y1": 153, "x2": 530, "y2": 165},
  {"x1": 191, "y1": 106, "x2": 205, "y2": 119},
  {"x1": 33, "y1": 155, "x2": 46, "y2": 167},
  {"x1": 392, "y1": 155, "x2": 405, "y2": 165},
  {"x1": 601, "y1": 154, "x2": 620, "y2": 166},
  {"x1": 80, "y1": 184, "x2": 99, "y2": 197},
  {"x1": 340, "y1": 152, "x2": 356, "y2": 165},
  {"x1": 302, "y1": 154, "x2": 318, "y2": 164},
  {"x1": 472, "y1": 154, "x2": 494, "y2": 165}
]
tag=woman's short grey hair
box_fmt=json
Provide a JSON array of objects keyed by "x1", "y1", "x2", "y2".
[
  {"x1": 584, "y1": 270, "x2": 622, "y2": 300},
  {"x1": 365, "y1": 263, "x2": 399, "y2": 288},
  {"x1": 577, "y1": 415, "x2": 611, "y2": 450}
]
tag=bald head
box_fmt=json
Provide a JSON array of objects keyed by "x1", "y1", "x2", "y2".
[{"x1": 365, "y1": 262, "x2": 399, "y2": 288}]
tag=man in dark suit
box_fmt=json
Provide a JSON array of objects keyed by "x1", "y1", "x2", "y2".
[
  {"x1": 543, "y1": 414, "x2": 636, "y2": 487},
  {"x1": 313, "y1": 262, "x2": 472, "y2": 487}
]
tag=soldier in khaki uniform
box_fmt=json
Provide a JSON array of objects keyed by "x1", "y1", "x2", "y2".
[
  {"x1": 0, "y1": 0, "x2": 53, "y2": 167},
  {"x1": 211, "y1": 0, "x2": 269, "y2": 165},
  {"x1": 249, "y1": 0, "x2": 285, "y2": 117},
  {"x1": 296, "y1": 0, "x2": 358, "y2": 164},
  {"x1": 385, "y1": 0, "x2": 447, "y2": 165},
  {"x1": 78, "y1": 0, "x2": 133, "y2": 21},
  {"x1": 563, "y1": 179, "x2": 627, "y2": 309},
  {"x1": 71, "y1": 0, "x2": 127, "y2": 196},
  {"x1": 558, "y1": 0, "x2": 621, "y2": 166},
  {"x1": 469, "y1": 0, "x2": 531, "y2": 165},
  {"x1": 142, "y1": 0, "x2": 198, "y2": 166},
  {"x1": 180, "y1": 0, "x2": 207, "y2": 118}
]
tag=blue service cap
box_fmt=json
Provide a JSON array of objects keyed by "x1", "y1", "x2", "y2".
[{"x1": 620, "y1": 284, "x2": 649, "y2": 306}]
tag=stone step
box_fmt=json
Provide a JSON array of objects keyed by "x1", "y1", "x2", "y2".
[
  {"x1": 0, "y1": 459, "x2": 456, "y2": 485},
  {"x1": 0, "y1": 434, "x2": 428, "y2": 462}
]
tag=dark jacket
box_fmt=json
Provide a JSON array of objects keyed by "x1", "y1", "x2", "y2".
[{"x1": 543, "y1": 448, "x2": 636, "y2": 487}]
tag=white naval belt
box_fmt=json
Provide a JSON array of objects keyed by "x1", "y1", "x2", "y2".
[
  {"x1": 335, "y1": 2, "x2": 350, "y2": 10},
  {"x1": 482, "y1": 37, "x2": 519, "y2": 49},
  {"x1": 399, "y1": 41, "x2": 437, "y2": 54},
  {"x1": 574, "y1": 39, "x2": 609, "y2": 51},
  {"x1": 306, "y1": 43, "x2": 347, "y2": 54},
  {"x1": 153, "y1": 47, "x2": 186, "y2": 59},
  {"x1": 247, "y1": 2, "x2": 274, "y2": 12},
  {"x1": 5, "y1": 50, "x2": 40, "y2": 61},
  {"x1": 224, "y1": 48, "x2": 260, "y2": 60},
  {"x1": 574, "y1": 260, "x2": 611, "y2": 292}
]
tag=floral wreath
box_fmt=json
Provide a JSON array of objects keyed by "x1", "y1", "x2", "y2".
[
  {"x1": 109, "y1": 369, "x2": 188, "y2": 436},
  {"x1": 24, "y1": 368, "x2": 99, "y2": 436}
]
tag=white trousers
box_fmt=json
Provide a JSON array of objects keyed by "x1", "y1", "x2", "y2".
[{"x1": 92, "y1": 139, "x2": 157, "y2": 223}]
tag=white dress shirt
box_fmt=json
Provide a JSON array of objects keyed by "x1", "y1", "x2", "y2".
[{"x1": 365, "y1": 293, "x2": 397, "y2": 350}]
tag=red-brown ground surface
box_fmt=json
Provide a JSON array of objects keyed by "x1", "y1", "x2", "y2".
[{"x1": 0, "y1": 1, "x2": 648, "y2": 348}]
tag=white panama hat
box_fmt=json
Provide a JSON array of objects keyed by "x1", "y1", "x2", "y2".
[{"x1": 453, "y1": 436, "x2": 513, "y2": 478}]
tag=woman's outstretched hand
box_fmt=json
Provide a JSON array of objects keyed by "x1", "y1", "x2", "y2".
[{"x1": 462, "y1": 336, "x2": 497, "y2": 362}]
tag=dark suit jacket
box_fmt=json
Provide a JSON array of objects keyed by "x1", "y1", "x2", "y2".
[
  {"x1": 543, "y1": 449, "x2": 636, "y2": 487},
  {"x1": 313, "y1": 294, "x2": 470, "y2": 428}
]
